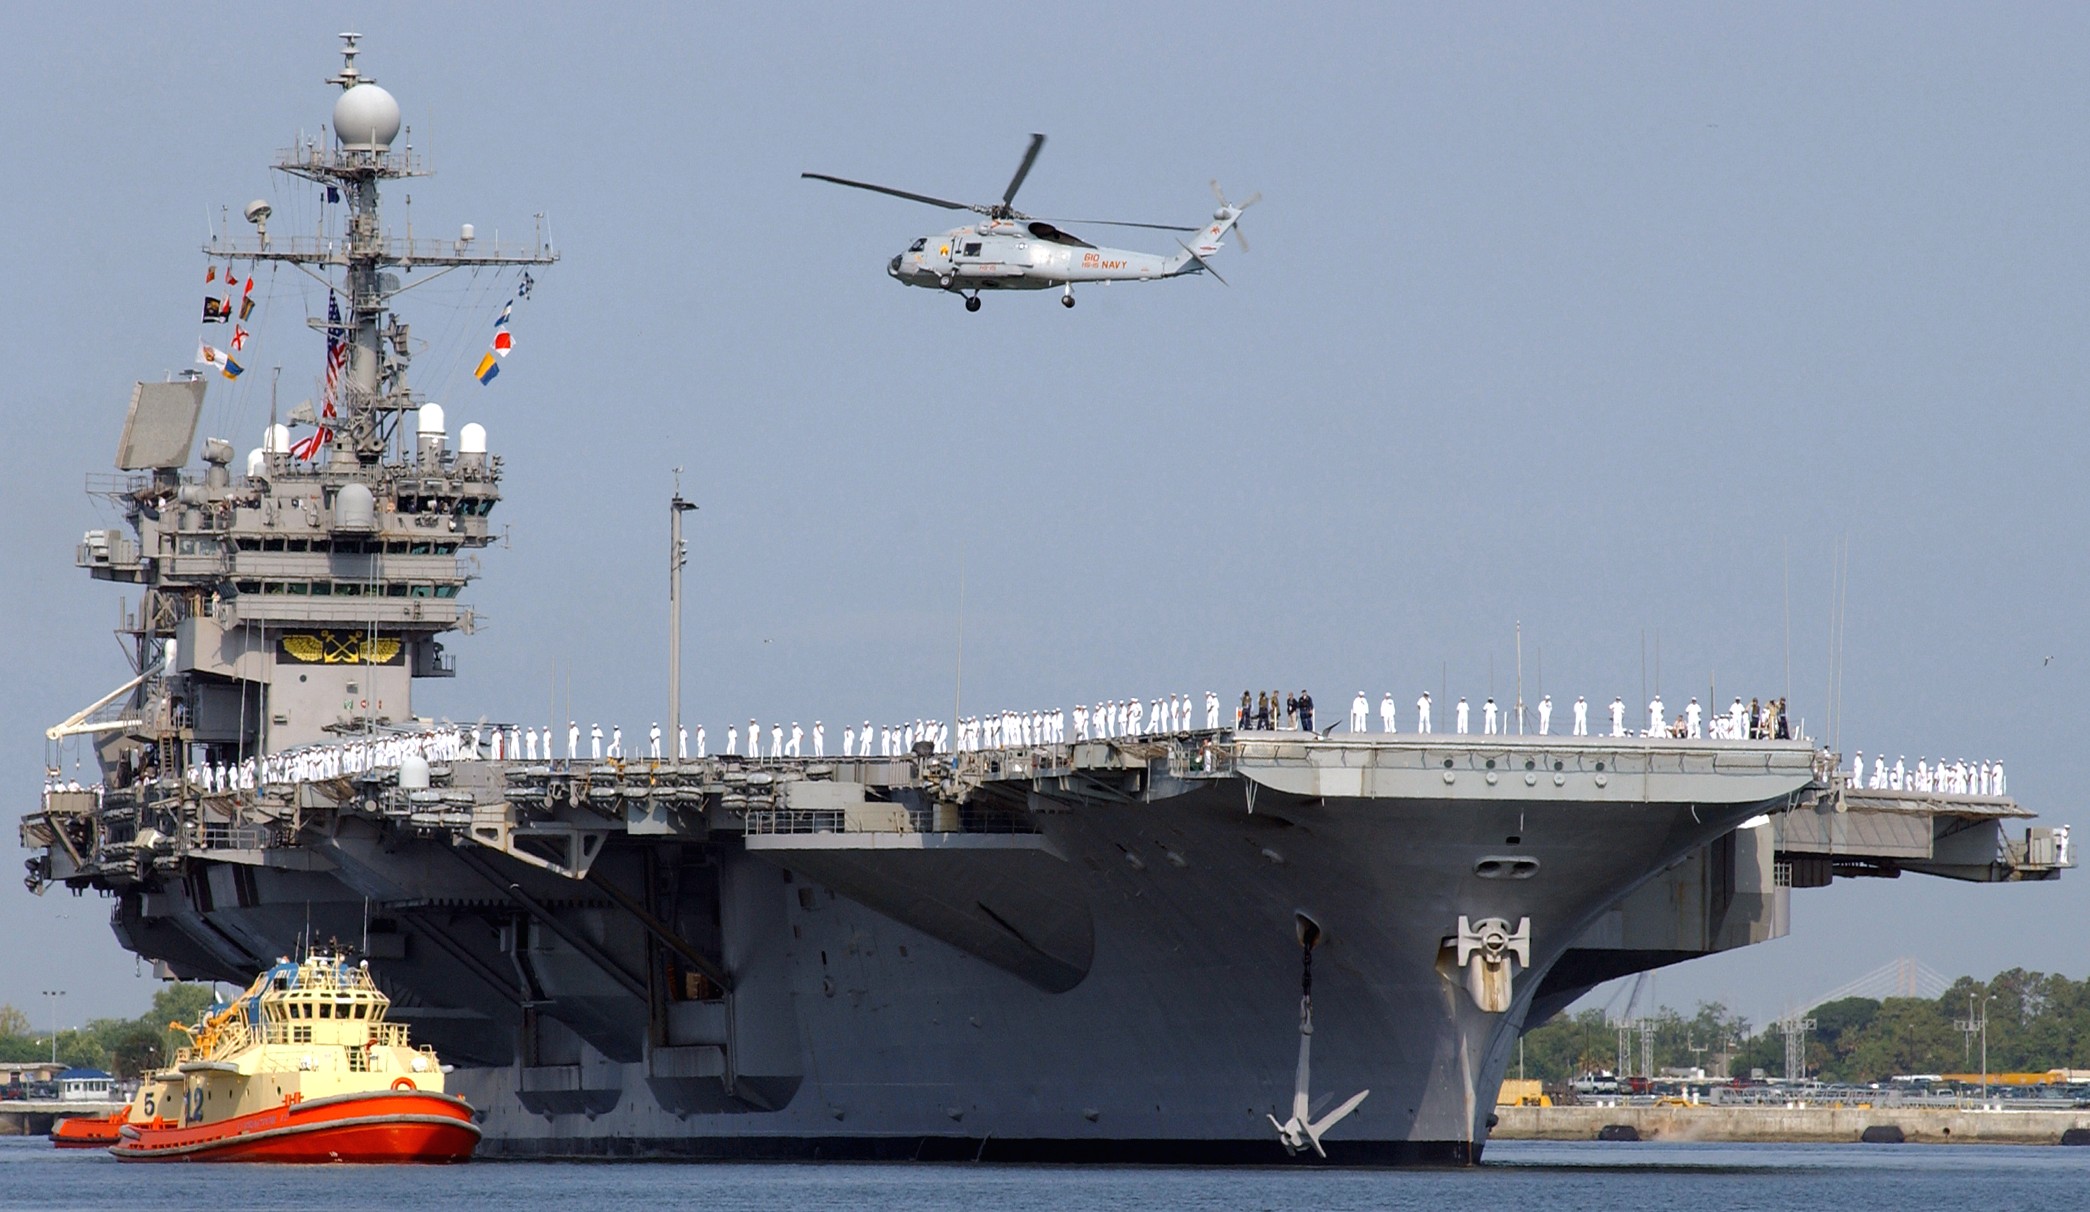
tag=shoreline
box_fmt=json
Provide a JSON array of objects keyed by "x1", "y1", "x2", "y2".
[{"x1": 1493, "y1": 1104, "x2": 2090, "y2": 1146}]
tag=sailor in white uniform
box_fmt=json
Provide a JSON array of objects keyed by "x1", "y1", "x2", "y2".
[
  {"x1": 1206, "y1": 691, "x2": 1220, "y2": 730},
  {"x1": 1685, "y1": 699, "x2": 1701, "y2": 739},
  {"x1": 1573, "y1": 695, "x2": 1588, "y2": 735},
  {"x1": 1730, "y1": 698, "x2": 1746, "y2": 740},
  {"x1": 649, "y1": 723, "x2": 662, "y2": 759},
  {"x1": 1380, "y1": 693, "x2": 1396, "y2": 733},
  {"x1": 1456, "y1": 697, "x2": 1470, "y2": 735},
  {"x1": 772, "y1": 723, "x2": 784, "y2": 758},
  {"x1": 1482, "y1": 697, "x2": 1498, "y2": 735},
  {"x1": 1647, "y1": 697, "x2": 1664, "y2": 736},
  {"x1": 1417, "y1": 692, "x2": 1432, "y2": 734},
  {"x1": 1538, "y1": 695, "x2": 1552, "y2": 735},
  {"x1": 813, "y1": 721, "x2": 825, "y2": 757},
  {"x1": 1351, "y1": 692, "x2": 1369, "y2": 733},
  {"x1": 525, "y1": 728, "x2": 539, "y2": 761},
  {"x1": 589, "y1": 724, "x2": 603, "y2": 759},
  {"x1": 1609, "y1": 697, "x2": 1626, "y2": 737},
  {"x1": 568, "y1": 722, "x2": 580, "y2": 759}
]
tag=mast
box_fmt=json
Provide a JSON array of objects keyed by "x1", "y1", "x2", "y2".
[
  {"x1": 668, "y1": 476, "x2": 696, "y2": 750},
  {"x1": 207, "y1": 32, "x2": 558, "y2": 465}
]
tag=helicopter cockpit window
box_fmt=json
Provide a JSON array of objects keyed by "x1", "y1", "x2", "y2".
[
  {"x1": 908, "y1": 238, "x2": 927, "y2": 252},
  {"x1": 963, "y1": 242, "x2": 982, "y2": 257}
]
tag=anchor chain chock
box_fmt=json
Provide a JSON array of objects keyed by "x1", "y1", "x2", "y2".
[{"x1": 1453, "y1": 915, "x2": 1530, "y2": 1013}]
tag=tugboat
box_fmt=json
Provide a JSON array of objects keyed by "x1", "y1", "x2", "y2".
[
  {"x1": 109, "y1": 953, "x2": 478, "y2": 1163},
  {"x1": 51, "y1": 1069, "x2": 180, "y2": 1148}
]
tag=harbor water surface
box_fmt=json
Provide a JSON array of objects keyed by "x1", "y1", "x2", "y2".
[{"x1": 4, "y1": 1137, "x2": 2086, "y2": 1211}]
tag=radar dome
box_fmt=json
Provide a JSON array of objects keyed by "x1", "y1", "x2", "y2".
[
  {"x1": 264, "y1": 423, "x2": 291, "y2": 455},
  {"x1": 398, "y1": 754, "x2": 431, "y2": 791},
  {"x1": 459, "y1": 422, "x2": 487, "y2": 454},
  {"x1": 417, "y1": 402, "x2": 446, "y2": 435},
  {"x1": 336, "y1": 482, "x2": 377, "y2": 531},
  {"x1": 333, "y1": 83, "x2": 402, "y2": 152},
  {"x1": 245, "y1": 448, "x2": 264, "y2": 479}
]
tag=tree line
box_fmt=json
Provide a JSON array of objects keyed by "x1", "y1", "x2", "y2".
[
  {"x1": 0, "y1": 985, "x2": 216, "y2": 1078},
  {"x1": 1520, "y1": 969, "x2": 2090, "y2": 1084}
]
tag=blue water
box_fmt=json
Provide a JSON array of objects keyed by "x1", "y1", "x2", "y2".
[{"x1": 4, "y1": 1137, "x2": 2086, "y2": 1210}]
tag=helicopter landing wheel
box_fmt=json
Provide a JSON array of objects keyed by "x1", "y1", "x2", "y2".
[
  {"x1": 965, "y1": 295, "x2": 982, "y2": 313},
  {"x1": 939, "y1": 274, "x2": 954, "y2": 289},
  {"x1": 1061, "y1": 292, "x2": 1076, "y2": 308}
]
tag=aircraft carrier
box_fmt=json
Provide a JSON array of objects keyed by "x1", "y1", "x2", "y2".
[{"x1": 21, "y1": 39, "x2": 2072, "y2": 1164}]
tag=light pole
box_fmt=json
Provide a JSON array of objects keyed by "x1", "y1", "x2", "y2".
[
  {"x1": 1981, "y1": 993, "x2": 1993, "y2": 1104},
  {"x1": 666, "y1": 473, "x2": 696, "y2": 758},
  {"x1": 40, "y1": 990, "x2": 65, "y2": 1067},
  {"x1": 1956, "y1": 992, "x2": 1993, "y2": 1107}
]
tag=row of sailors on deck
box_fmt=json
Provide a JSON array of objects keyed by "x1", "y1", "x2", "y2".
[
  {"x1": 1851, "y1": 752, "x2": 2006, "y2": 796},
  {"x1": 1341, "y1": 692, "x2": 1788, "y2": 739},
  {"x1": 179, "y1": 725, "x2": 476, "y2": 794},
  {"x1": 468, "y1": 693, "x2": 1240, "y2": 768}
]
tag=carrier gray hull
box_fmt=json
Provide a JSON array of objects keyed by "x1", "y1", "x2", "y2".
[{"x1": 101, "y1": 736, "x2": 1820, "y2": 1163}]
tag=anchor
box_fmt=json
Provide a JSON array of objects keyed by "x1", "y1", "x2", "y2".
[{"x1": 1269, "y1": 912, "x2": 1369, "y2": 1158}]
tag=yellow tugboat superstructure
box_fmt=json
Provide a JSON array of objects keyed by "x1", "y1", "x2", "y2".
[{"x1": 110, "y1": 952, "x2": 479, "y2": 1163}]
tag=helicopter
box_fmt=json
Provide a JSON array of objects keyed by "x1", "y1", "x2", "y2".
[{"x1": 805, "y1": 134, "x2": 1256, "y2": 311}]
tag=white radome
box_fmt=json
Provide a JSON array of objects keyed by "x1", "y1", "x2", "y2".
[{"x1": 333, "y1": 83, "x2": 402, "y2": 151}]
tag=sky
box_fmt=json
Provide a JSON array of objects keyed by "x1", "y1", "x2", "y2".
[{"x1": 3, "y1": 3, "x2": 2087, "y2": 1036}]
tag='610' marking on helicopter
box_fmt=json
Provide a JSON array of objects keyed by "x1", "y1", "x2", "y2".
[{"x1": 805, "y1": 133, "x2": 1257, "y2": 312}]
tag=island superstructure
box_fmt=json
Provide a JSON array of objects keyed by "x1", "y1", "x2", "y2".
[{"x1": 22, "y1": 38, "x2": 2071, "y2": 1164}]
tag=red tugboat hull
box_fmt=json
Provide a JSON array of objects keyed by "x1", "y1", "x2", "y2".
[
  {"x1": 109, "y1": 1089, "x2": 479, "y2": 1163},
  {"x1": 52, "y1": 1112, "x2": 128, "y2": 1148}
]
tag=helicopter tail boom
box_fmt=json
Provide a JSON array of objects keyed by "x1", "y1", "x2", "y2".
[{"x1": 1163, "y1": 205, "x2": 1244, "y2": 278}]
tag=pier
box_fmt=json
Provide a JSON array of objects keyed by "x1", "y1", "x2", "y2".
[{"x1": 1493, "y1": 1102, "x2": 2090, "y2": 1146}]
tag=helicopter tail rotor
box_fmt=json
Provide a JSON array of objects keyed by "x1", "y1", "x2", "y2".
[{"x1": 1209, "y1": 180, "x2": 1260, "y2": 252}]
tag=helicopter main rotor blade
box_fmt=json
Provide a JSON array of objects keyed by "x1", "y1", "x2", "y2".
[
  {"x1": 1002, "y1": 133, "x2": 1046, "y2": 210},
  {"x1": 800, "y1": 173, "x2": 974, "y2": 212},
  {"x1": 1037, "y1": 217, "x2": 1200, "y2": 232}
]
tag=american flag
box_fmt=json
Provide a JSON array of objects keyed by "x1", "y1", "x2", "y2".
[{"x1": 293, "y1": 291, "x2": 348, "y2": 461}]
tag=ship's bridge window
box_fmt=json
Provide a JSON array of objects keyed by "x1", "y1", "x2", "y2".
[
  {"x1": 318, "y1": 1001, "x2": 332, "y2": 1019},
  {"x1": 434, "y1": 584, "x2": 458, "y2": 598},
  {"x1": 909, "y1": 237, "x2": 927, "y2": 252}
]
